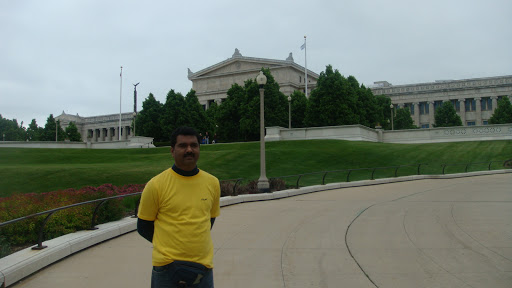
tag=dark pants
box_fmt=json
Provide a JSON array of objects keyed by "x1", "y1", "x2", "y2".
[{"x1": 151, "y1": 261, "x2": 213, "y2": 288}]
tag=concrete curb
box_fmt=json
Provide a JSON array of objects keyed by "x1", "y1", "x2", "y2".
[{"x1": 1, "y1": 169, "x2": 510, "y2": 287}]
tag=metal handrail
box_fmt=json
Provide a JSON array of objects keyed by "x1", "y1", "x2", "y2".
[
  {"x1": 1, "y1": 160, "x2": 507, "y2": 251},
  {"x1": 0, "y1": 192, "x2": 142, "y2": 250}
]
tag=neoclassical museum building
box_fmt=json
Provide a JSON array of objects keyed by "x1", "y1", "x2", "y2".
[{"x1": 56, "y1": 49, "x2": 512, "y2": 142}]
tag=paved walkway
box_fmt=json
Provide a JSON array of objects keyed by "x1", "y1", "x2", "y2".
[{"x1": 12, "y1": 174, "x2": 512, "y2": 288}]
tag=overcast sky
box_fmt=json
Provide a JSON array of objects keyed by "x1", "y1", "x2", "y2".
[{"x1": 1, "y1": 0, "x2": 511, "y2": 127}]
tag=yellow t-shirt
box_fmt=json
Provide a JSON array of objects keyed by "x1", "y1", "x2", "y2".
[{"x1": 137, "y1": 168, "x2": 220, "y2": 268}]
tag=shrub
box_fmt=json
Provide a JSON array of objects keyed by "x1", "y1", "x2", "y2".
[{"x1": 0, "y1": 183, "x2": 145, "y2": 256}]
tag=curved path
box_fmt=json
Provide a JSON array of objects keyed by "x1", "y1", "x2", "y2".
[{"x1": 12, "y1": 174, "x2": 512, "y2": 288}]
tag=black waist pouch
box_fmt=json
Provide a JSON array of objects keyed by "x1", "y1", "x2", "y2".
[{"x1": 172, "y1": 260, "x2": 209, "y2": 286}]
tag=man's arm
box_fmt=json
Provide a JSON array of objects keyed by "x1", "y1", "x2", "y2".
[
  {"x1": 137, "y1": 218, "x2": 154, "y2": 242},
  {"x1": 210, "y1": 218, "x2": 216, "y2": 230}
]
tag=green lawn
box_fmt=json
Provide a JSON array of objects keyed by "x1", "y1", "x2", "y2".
[{"x1": 1, "y1": 139, "x2": 511, "y2": 197}]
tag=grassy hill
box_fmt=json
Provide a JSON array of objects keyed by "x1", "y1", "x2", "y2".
[{"x1": 1, "y1": 139, "x2": 511, "y2": 197}]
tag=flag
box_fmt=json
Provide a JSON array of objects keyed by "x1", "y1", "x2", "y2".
[{"x1": 300, "y1": 43, "x2": 306, "y2": 50}]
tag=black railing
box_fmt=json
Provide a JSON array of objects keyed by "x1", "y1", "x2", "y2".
[
  {"x1": 0, "y1": 160, "x2": 508, "y2": 252},
  {"x1": 0, "y1": 192, "x2": 142, "y2": 250}
]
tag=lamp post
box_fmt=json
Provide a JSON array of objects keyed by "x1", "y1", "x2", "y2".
[
  {"x1": 256, "y1": 71, "x2": 270, "y2": 192},
  {"x1": 133, "y1": 82, "x2": 139, "y2": 137},
  {"x1": 390, "y1": 104, "x2": 394, "y2": 130},
  {"x1": 288, "y1": 95, "x2": 292, "y2": 129}
]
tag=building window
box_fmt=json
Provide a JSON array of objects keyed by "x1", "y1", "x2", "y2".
[
  {"x1": 419, "y1": 102, "x2": 429, "y2": 115},
  {"x1": 299, "y1": 76, "x2": 301, "y2": 83},
  {"x1": 421, "y1": 124, "x2": 430, "y2": 129},
  {"x1": 467, "y1": 121, "x2": 476, "y2": 126},
  {"x1": 434, "y1": 100, "x2": 443, "y2": 112},
  {"x1": 481, "y1": 97, "x2": 492, "y2": 111},
  {"x1": 483, "y1": 120, "x2": 488, "y2": 125},
  {"x1": 451, "y1": 100, "x2": 460, "y2": 112},
  {"x1": 465, "y1": 98, "x2": 476, "y2": 111},
  {"x1": 404, "y1": 103, "x2": 414, "y2": 115}
]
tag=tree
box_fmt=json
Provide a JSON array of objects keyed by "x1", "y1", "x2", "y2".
[
  {"x1": 0, "y1": 115, "x2": 26, "y2": 141},
  {"x1": 26, "y1": 119, "x2": 43, "y2": 141},
  {"x1": 356, "y1": 85, "x2": 380, "y2": 128},
  {"x1": 160, "y1": 90, "x2": 187, "y2": 141},
  {"x1": 184, "y1": 89, "x2": 211, "y2": 136},
  {"x1": 239, "y1": 68, "x2": 287, "y2": 141},
  {"x1": 375, "y1": 95, "x2": 392, "y2": 130},
  {"x1": 394, "y1": 108, "x2": 417, "y2": 130},
  {"x1": 289, "y1": 90, "x2": 307, "y2": 128},
  {"x1": 305, "y1": 65, "x2": 359, "y2": 127},
  {"x1": 136, "y1": 93, "x2": 164, "y2": 142},
  {"x1": 434, "y1": 101, "x2": 462, "y2": 127},
  {"x1": 65, "y1": 122, "x2": 82, "y2": 141},
  {"x1": 40, "y1": 114, "x2": 66, "y2": 141},
  {"x1": 205, "y1": 101, "x2": 219, "y2": 135},
  {"x1": 489, "y1": 97, "x2": 512, "y2": 124},
  {"x1": 217, "y1": 83, "x2": 246, "y2": 142}
]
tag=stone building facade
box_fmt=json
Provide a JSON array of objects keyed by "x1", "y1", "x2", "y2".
[
  {"x1": 56, "y1": 112, "x2": 134, "y2": 142},
  {"x1": 371, "y1": 75, "x2": 512, "y2": 128},
  {"x1": 188, "y1": 49, "x2": 319, "y2": 109}
]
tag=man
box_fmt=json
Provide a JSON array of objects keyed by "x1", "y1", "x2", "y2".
[{"x1": 137, "y1": 126, "x2": 221, "y2": 288}]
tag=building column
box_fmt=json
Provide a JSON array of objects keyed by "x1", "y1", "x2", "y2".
[
  {"x1": 107, "y1": 127, "x2": 112, "y2": 141},
  {"x1": 115, "y1": 127, "x2": 120, "y2": 140},
  {"x1": 458, "y1": 99, "x2": 466, "y2": 125},
  {"x1": 413, "y1": 102, "x2": 420, "y2": 127},
  {"x1": 99, "y1": 128, "x2": 105, "y2": 142},
  {"x1": 475, "y1": 97, "x2": 482, "y2": 125},
  {"x1": 428, "y1": 101, "x2": 434, "y2": 127},
  {"x1": 491, "y1": 96, "x2": 498, "y2": 113},
  {"x1": 92, "y1": 129, "x2": 97, "y2": 142},
  {"x1": 215, "y1": 98, "x2": 223, "y2": 105}
]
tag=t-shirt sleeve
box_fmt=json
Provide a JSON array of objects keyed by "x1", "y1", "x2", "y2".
[
  {"x1": 210, "y1": 179, "x2": 221, "y2": 218},
  {"x1": 137, "y1": 179, "x2": 159, "y2": 221}
]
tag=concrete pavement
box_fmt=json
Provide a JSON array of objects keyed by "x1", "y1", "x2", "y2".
[{"x1": 8, "y1": 173, "x2": 512, "y2": 288}]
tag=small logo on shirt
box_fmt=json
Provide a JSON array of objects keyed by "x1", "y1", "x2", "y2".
[{"x1": 201, "y1": 198, "x2": 208, "y2": 201}]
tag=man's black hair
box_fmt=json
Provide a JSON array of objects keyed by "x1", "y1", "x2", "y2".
[{"x1": 170, "y1": 126, "x2": 201, "y2": 148}]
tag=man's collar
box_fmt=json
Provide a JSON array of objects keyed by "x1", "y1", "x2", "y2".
[{"x1": 172, "y1": 164, "x2": 199, "y2": 176}]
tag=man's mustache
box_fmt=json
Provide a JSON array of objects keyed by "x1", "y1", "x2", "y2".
[{"x1": 184, "y1": 152, "x2": 195, "y2": 157}]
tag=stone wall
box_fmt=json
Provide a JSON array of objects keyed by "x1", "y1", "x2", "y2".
[
  {"x1": 265, "y1": 124, "x2": 512, "y2": 144},
  {"x1": 0, "y1": 136, "x2": 155, "y2": 149}
]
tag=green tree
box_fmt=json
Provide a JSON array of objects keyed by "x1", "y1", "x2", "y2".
[
  {"x1": 394, "y1": 108, "x2": 417, "y2": 130},
  {"x1": 205, "y1": 101, "x2": 219, "y2": 135},
  {"x1": 489, "y1": 97, "x2": 512, "y2": 124},
  {"x1": 136, "y1": 93, "x2": 164, "y2": 142},
  {"x1": 239, "y1": 68, "x2": 287, "y2": 141},
  {"x1": 305, "y1": 65, "x2": 359, "y2": 127},
  {"x1": 26, "y1": 119, "x2": 42, "y2": 141},
  {"x1": 0, "y1": 115, "x2": 26, "y2": 141},
  {"x1": 217, "y1": 83, "x2": 246, "y2": 142},
  {"x1": 160, "y1": 90, "x2": 187, "y2": 141},
  {"x1": 184, "y1": 89, "x2": 211, "y2": 136},
  {"x1": 434, "y1": 101, "x2": 462, "y2": 127},
  {"x1": 356, "y1": 85, "x2": 380, "y2": 128},
  {"x1": 40, "y1": 114, "x2": 66, "y2": 141},
  {"x1": 289, "y1": 90, "x2": 307, "y2": 128},
  {"x1": 65, "y1": 122, "x2": 82, "y2": 141},
  {"x1": 375, "y1": 95, "x2": 392, "y2": 130}
]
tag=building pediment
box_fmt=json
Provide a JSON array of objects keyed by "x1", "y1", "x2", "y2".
[{"x1": 188, "y1": 49, "x2": 319, "y2": 80}]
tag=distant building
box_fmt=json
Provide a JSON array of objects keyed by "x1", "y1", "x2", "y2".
[
  {"x1": 371, "y1": 75, "x2": 512, "y2": 128},
  {"x1": 56, "y1": 112, "x2": 134, "y2": 142},
  {"x1": 188, "y1": 49, "x2": 319, "y2": 109}
]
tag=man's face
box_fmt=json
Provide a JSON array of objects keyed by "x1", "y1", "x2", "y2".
[{"x1": 171, "y1": 135, "x2": 200, "y2": 171}]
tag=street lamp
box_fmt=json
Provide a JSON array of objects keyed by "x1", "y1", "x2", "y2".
[
  {"x1": 390, "y1": 104, "x2": 394, "y2": 130},
  {"x1": 288, "y1": 95, "x2": 292, "y2": 129},
  {"x1": 133, "y1": 82, "x2": 139, "y2": 137},
  {"x1": 256, "y1": 71, "x2": 270, "y2": 192}
]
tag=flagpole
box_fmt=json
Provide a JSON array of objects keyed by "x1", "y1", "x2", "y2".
[
  {"x1": 304, "y1": 36, "x2": 308, "y2": 98},
  {"x1": 119, "y1": 66, "x2": 122, "y2": 141}
]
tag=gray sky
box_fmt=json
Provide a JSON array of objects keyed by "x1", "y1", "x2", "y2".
[{"x1": 1, "y1": 0, "x2": 511, "y2": 127}]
